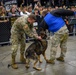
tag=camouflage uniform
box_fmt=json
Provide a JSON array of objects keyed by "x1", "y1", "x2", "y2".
[
  {"x1": 10, "y1": 15, "x2": 38, "y2": 58},
  {"x1": 50, "y1": 25, "x2": 69, "y2": 60}
]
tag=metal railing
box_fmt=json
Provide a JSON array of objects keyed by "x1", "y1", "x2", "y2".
[
  {"x1": 0, "y1": 16, "x2": 76, "y2": 45},
  {"x1": 68, "y1": 18, "x2": 76, "y2": 36}
]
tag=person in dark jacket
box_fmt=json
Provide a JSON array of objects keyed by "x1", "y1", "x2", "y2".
[{"x1": 39, "y1": 9, "x2": 75, "y2": 64}]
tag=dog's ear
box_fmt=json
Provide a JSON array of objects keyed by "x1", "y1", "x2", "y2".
[
  {"x1": 40, "y1": 27, "x2": 46, "y2": 34},
  {"x1": 40, "y1": 27, "x2": 44, "y2": 31},
  {"x1": 39, "y1": 30, "x2": 47, "y2": 39}
]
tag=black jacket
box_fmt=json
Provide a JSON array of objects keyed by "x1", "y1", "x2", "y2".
[{"x1": 39, "y1": 9, "x2": 74, "y2": 31}]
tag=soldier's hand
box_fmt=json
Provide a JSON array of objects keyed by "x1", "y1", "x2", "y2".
[{"x1": 37, "y1": 36, "x2": 42, "y2": 40}]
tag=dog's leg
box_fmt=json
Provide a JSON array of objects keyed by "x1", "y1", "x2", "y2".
[
  {"x1": 25, "y1": 58, "x2": 30, "y2": 68},
  {"x1": 43, "y1": 53, "x2": 48, "y2": 62},
  {"x1": 38, "y1": 55, "x2": 42, "y2": 63},
  {"x1": 33, "y1": 59, "x2": 42, "y2": 71}
]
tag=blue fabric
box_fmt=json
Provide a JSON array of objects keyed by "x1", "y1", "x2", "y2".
[
  {"x1": 74, "y1": 11, "x2": 76, "y2": 15},
  {"x1": 44, "y1": 13, "x2": 65, "y2": 32}
]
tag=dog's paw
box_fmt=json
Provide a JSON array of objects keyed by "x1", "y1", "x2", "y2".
[
  {"x1": 46, "y1": 59, "x2": 50, "y2": 63},
  {"x1": 39, "y1": 60, "x2": 42, "y2": 63},
  {"x1": 33, "y1": 66, "x2": 42, "y2": 71},
  {"x1": 25, "y1": 64, "x2": 30, "y2": 68}
]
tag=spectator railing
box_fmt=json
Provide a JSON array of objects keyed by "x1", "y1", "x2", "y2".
[
  {"x1": 68, "y1": 18, "x2": 76, "y2": 36},
  {"x1": 0, "y1": 16, "x2": 11, "y2": 45},
  {"x1": 0, "y1": 16, "x2": 19, "y2": 45},
  {"x1": 0, "y1": 16, "x2": 76, "y2": 45},
  {"x1": 0, "y1": 16, "x2": 34, "y2": 45}
]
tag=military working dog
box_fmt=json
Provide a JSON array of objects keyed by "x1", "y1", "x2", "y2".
[{"x1": 25, "y1": 30, "x2": 48, "y2": 71}]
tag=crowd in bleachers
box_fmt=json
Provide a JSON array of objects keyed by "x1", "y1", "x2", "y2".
[{"x1": 0, "y1": 1, "x2": 76, "y2": 36}]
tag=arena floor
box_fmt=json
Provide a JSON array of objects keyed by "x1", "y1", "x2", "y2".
[{"x1": 0, "y1": 36, "x2": 76, "y2": 75}]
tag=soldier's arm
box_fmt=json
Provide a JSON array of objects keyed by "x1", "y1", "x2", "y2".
[
  {"x1": 23, "y1": 24, "x2": 40, "y2": 39},
  {"x1": 32, "y1": 27, "x2": 38, "y2": 37}
]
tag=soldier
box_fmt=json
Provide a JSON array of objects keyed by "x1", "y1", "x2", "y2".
[
  {"x1": 10, "y1": 14, "x2": 42, "y2": 69},
  {"x1": 40, "y1": 9, "x2": 75, "y2": 64}
]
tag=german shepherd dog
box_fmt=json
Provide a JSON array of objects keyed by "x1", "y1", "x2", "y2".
[{"x1": 25, "y1": 29, "x2": 48, "y2": 71}]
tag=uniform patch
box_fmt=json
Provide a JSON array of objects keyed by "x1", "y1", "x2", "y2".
[{"x1": 24, "y1": 25, "x2": 28, "y2": 29}]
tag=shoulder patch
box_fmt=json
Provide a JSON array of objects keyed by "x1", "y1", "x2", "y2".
[{"x1": 24, "y1": 25, "x2": 28, "y2": 29}]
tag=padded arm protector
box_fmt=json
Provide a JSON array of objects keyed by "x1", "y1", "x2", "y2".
[{"x1": 50, "y1": 9, "x2": 74, "y2": 17}]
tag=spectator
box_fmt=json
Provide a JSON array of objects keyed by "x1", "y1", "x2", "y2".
[
  {"x1": 20, "y1": 6, "x2": 30, "y2": 16},
  {"x1": 0, "y1": 6, "x2": 8, "y2": 22},
  {"x1": 27, "y1": 6, "x2": 33, "y2": 14},
  {"x1": 0, "y1": 0, "x2": 3, "y2": 6},
  {"x1": 8, "y1": 5, "x2": 20, "y2": 17},
  {"x1": 34, "y1": 8, "x2": 43, "y2": 34},
  {"x1": 7, "y1": 5, "x2": 20, "y2": 25}
]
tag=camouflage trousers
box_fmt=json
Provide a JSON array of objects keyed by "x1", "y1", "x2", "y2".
[
  {"x1": 50, "y1": 25, "x2": 69, "y2": 60},
  {"x1": 10, "y1": 33, "x2": 26, "y2": 57}
]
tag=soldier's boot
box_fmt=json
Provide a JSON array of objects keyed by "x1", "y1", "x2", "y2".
[
  {"x1": 47, "y1": 59, "x2": 55, "y2": 64},
  {"x1": 56, "y1": 57, "x2": 64, "y2": 62},
  {"x1": 11, "y1": 56, "x2": 18, "y2": 69},
  {"x1": 20, "y1": 53, "x2": 26, "y2": 63}
]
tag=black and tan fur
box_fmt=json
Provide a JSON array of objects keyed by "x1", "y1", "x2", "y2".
[{"x1": 25, "y1": 30, "x2": 48, "y2": 71}]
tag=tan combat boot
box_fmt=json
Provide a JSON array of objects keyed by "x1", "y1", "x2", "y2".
[
  {"x1": 20, "y1": 53, "x2": 26, "y2": 63},
  {"x1": 47, "y1": 59, "x2": 55, "y2": 64},
  {"x1": 11, "y1": 56, "x2": 18, "y2": 69},
  {"x1": 56, "y1": 57, "x2": 64, "y2": 62}
]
